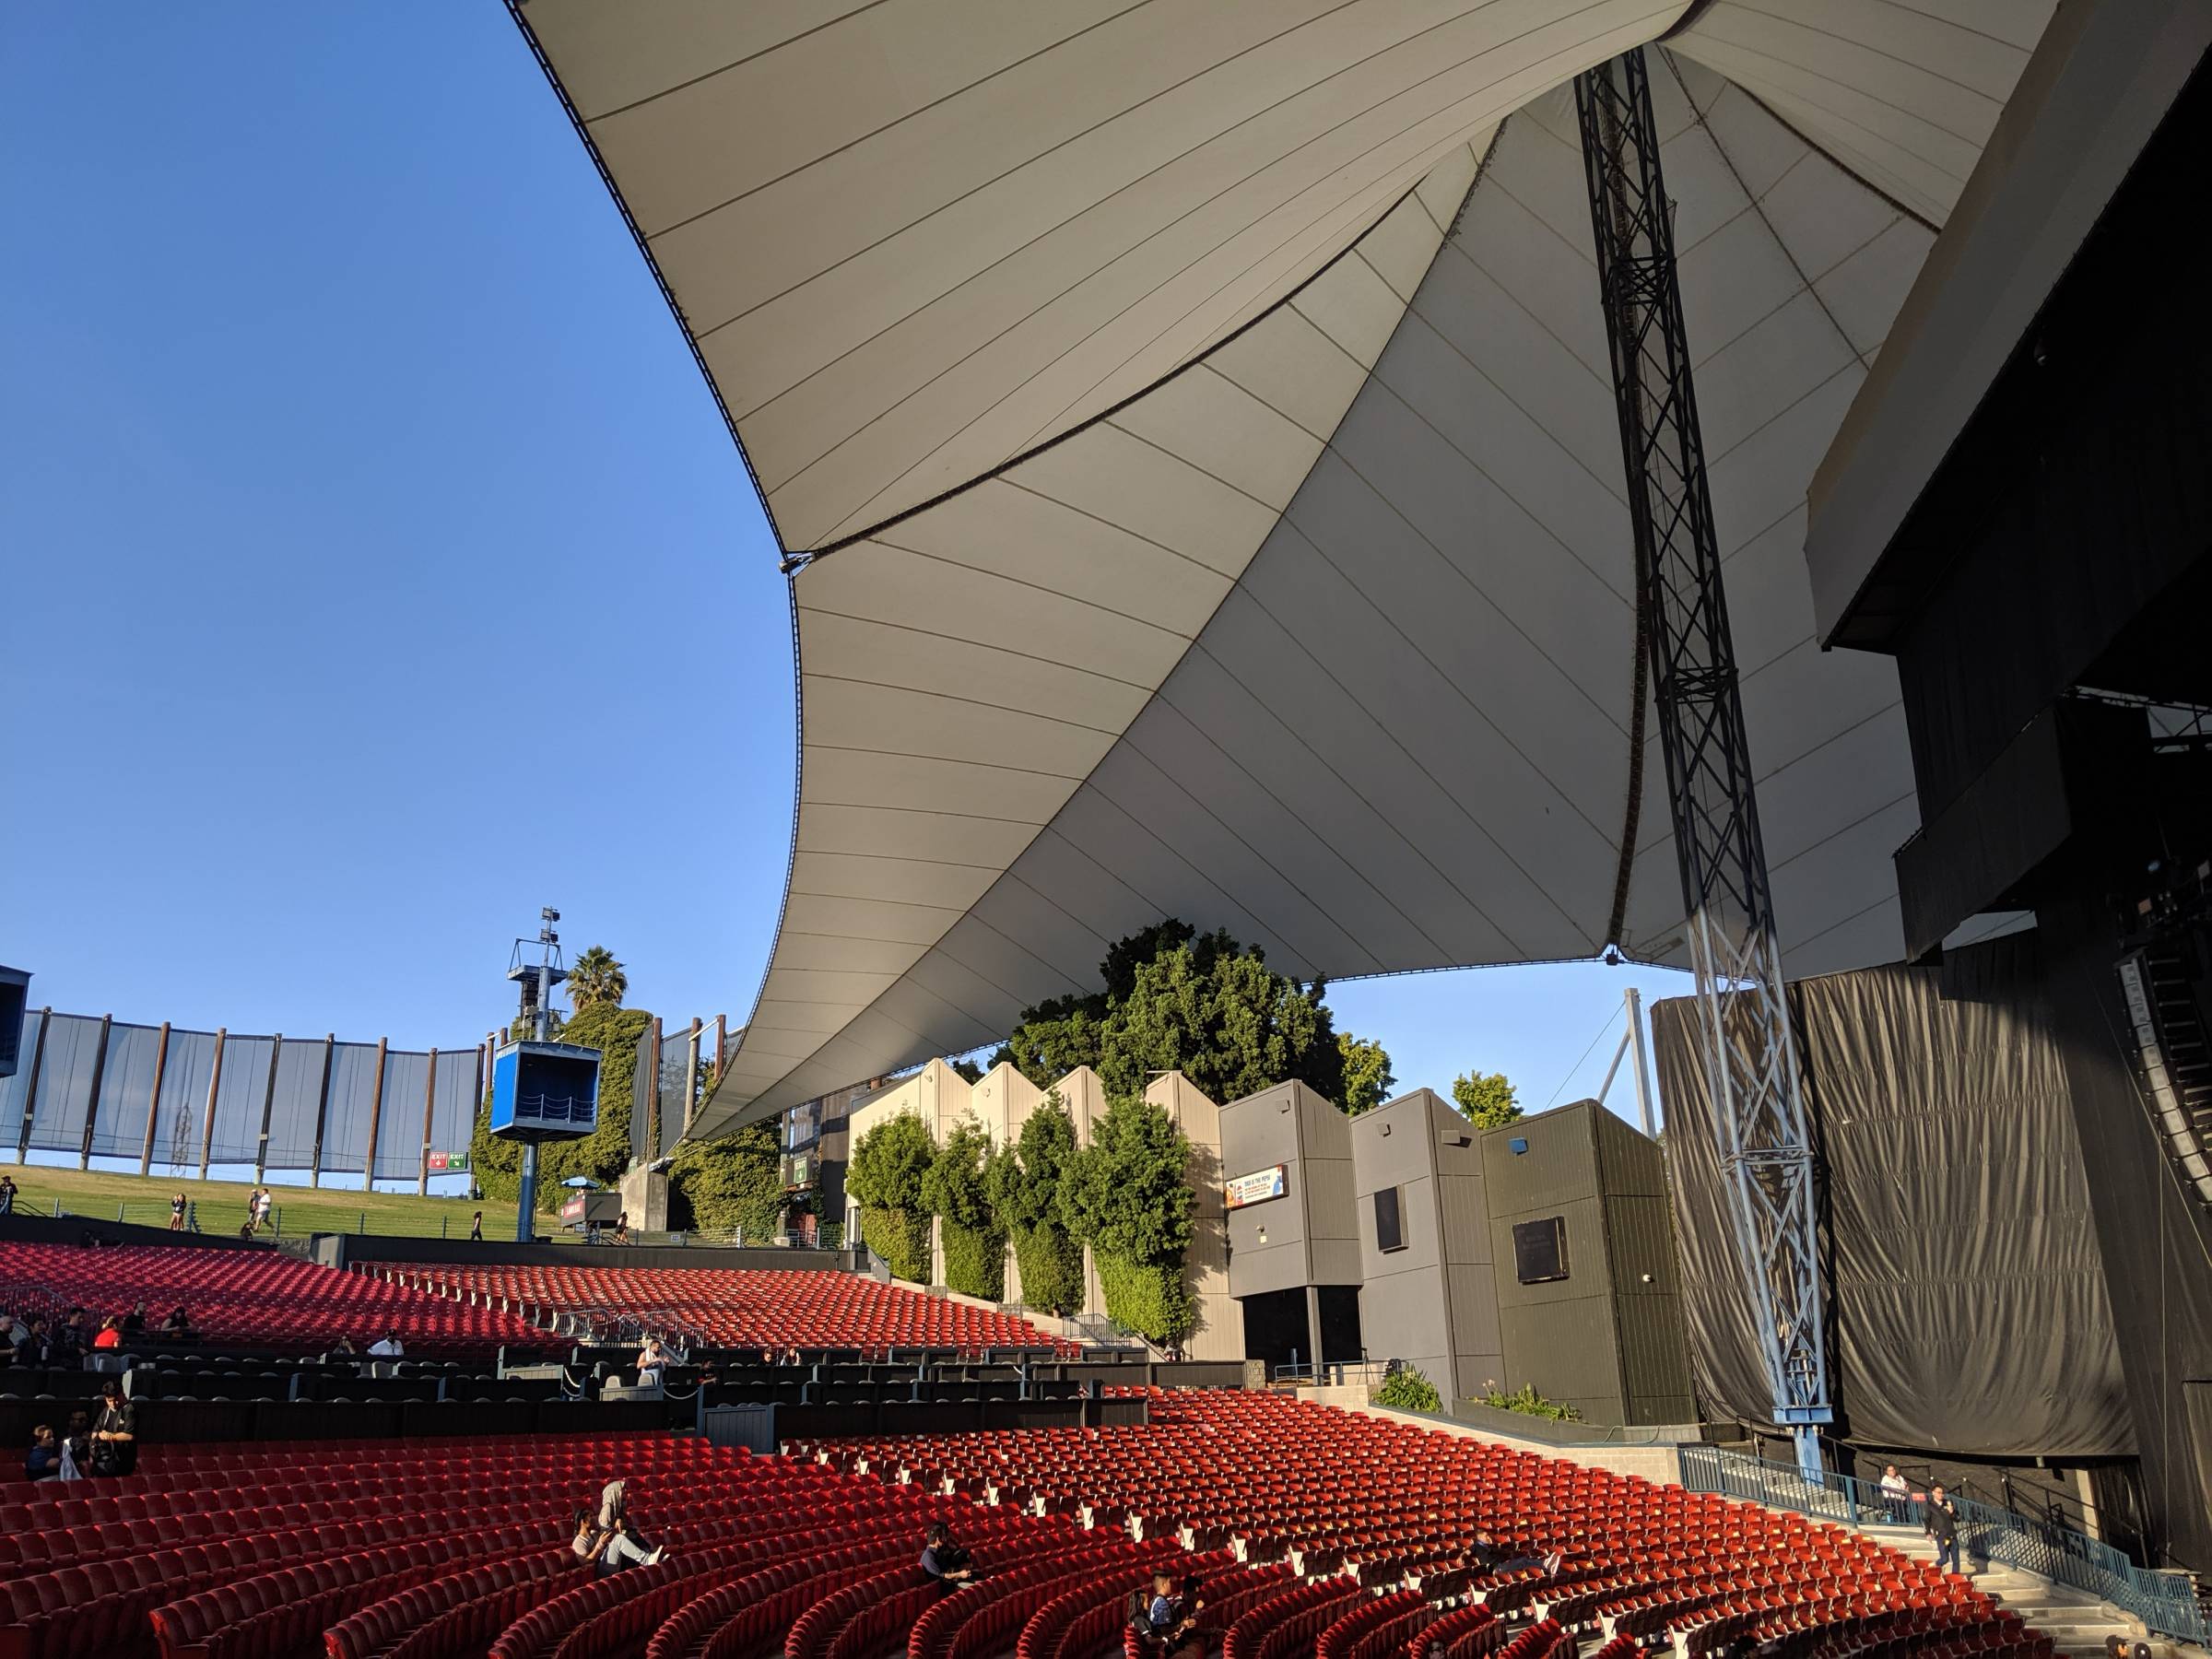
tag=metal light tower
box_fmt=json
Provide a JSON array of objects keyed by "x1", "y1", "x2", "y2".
[
  {"x1": 489, "y1": 909, "x2": 603, "y2": 1242},
  {"x1": 1574, "y1": 50, "x2": 1832, "y2": 1481}
]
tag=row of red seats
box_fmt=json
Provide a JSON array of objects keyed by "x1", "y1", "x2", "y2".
[
  {"x1": 0, "y1": 1241, "x2": 552, "y2": 1354},
  {"x1": 801, "y1": 1389, "x2": 2009, "y2": 1659},
  {"x1": 374, "y1": 1261, "x2": 1079, "y2": 1356},
  {"x1": 1, "y1": 1394, "x2": 2062, "y2": 1659}
]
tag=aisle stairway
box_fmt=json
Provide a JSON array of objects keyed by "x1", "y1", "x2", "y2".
[{"x1": 1862, "y1": 1527, "x2": 2151, "y2": 1659}]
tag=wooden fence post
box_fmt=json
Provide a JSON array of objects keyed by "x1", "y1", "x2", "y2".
[
  {"x1": 137, "y1": 1022, "x2": 172, "y2": 1177},
  {"x1": 197, "y1": 1029, "x2": 227, "y2": 1179}
]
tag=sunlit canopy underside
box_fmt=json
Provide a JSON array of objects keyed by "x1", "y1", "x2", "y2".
[{"x1": 509, "y1": 0, "x2": 2055, "y2": 1135}]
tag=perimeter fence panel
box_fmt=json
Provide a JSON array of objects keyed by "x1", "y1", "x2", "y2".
[
  {"x1": 427, "y1": 1048, "x2": 479, "y2": 1168},
  {"x1": 321, "y1": 1041, "x2": 382, "y2": 1177},
  {"x1": 2, "y1": 1009, "x2": 44, "y2": 1151},
  {"x1": 206, "y1": 1035, "x2": 276, "y2": 1165},
  {"x1": 25, "y1": 1013, "x2": 105, "y2": 1157},
  {"x1": 373, "y1": 1051, "x2": 430, "y2": 1182},
  {"x1": 263, "y1": 1038, "x2": 328, "y2": 1171},
  {"x1": 87, "y1": 1021, "x2": 161, "y2": 1160},
  {"x1": 657, "y1": 1030, "x2": 689, "y2": 1159},
  {"x1": 153, "y1": 1029, "x2": 220, "y2": 1176}
]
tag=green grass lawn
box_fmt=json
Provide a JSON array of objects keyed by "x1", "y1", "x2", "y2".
[{"x1": 4, "y1": 1162, "x2": 528, "y2": 1241}]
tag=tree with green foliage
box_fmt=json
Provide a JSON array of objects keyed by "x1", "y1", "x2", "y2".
[
  {"x1": 1059, "y1": 1093, "x2": 1194, "y2": 1344},
  {"x1": 948, "y1": 1057, "x2": 983, "y2": 1085},
  {"x1": 667, "y1": 1118, "x2": 782, "y2": 1241},
  {"x1": 1337, "y1": 1032, "x2": 1396, "y2": 1115},
  {"x1": 846, "y1": 1112, "x2": 938, "y2": 1284},
  {"x1": 1374, "y1": 1364, "x2": 1443, "y2": 1413},
  {"x1": 983, "y1": 1093, "x2": 1084, "y2": 1315},
  {"x1": 921, "y1": 1114, "x2": 1004, "y2": 1299},
  {"x1": 1452, "y1": 1070, "x2": 1523, "y2": 1130},
  {"x1": 1096, "y1": 930, "x2": 1345, "y2": 1106},
  {"x1": 470, "y1": 1001, "x2": 650, "y2": 1209},
  {"x1": 990, "y1": 1003, "x2": 1107, "y2": 1089},
  {"x1": 567, "y1": 946, "x2": 628, "y2": 1013},
  {"x1": 991, "y1": 921, "x2": 1345, "y2": 1111}
]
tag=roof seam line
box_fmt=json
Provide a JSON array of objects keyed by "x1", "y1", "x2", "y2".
[{"x1": 794, "y1": 178, "x2": 1424, "y2": 562}]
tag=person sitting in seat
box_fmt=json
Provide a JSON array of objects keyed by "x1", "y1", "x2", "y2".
[
  {"x1": 367, "y1": 1330, "x2": 405, "y2": 1359},
  {"x1": 636, "y1": 1336, "x2": 668, "y2": 1391},
  {"x1": 122, "y1": 1303, "x2": 147, "y2": 1338},
  {"x1": 1135, "y1": 1570, "x2": 1206, "y2": 1658},
  {"x1": 91, "y1": 1315, "x2": 124, "y2": 1351},
  {"x1": 160, "y1": 1306, "x2": 193, "y2": 1339},
  {"x1": 593, "y1": 1479, "x2": 665, "y2": 1567},
  {"x1": 919, "y1": 1521, "x2": 975, "y2": 1591},
  {"x1": 572, "y1": 1506, "x2": 661, "y2": 1573},
  {"x1": 26, "y1": 1424, "x2": 60, "y2": 1481}
]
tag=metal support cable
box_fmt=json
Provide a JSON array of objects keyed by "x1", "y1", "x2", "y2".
[{"x1": 1573, "y1": 49, "x2": 1831, "y2": 1480}]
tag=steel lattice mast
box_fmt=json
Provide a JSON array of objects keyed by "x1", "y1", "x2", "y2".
[{"x1": 1573, "y1": 50, "x2": 1832, "y2": 1481}]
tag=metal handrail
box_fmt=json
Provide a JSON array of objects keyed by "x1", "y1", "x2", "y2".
[{"x1": 1677, "y1": 1444, "x2": 2206, "y2": 1642}]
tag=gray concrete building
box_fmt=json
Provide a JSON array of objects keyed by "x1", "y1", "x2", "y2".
[
  {"x1": 1349, "y1": 1088, "x2": 1505, "y2": 1404},
  {"x1": 1478, "y1": 1099, "x2": 1695, "y2": 1426},
  {"x1": 1219, "y1": 1080, "x2": 1362, "y2": 1373}
]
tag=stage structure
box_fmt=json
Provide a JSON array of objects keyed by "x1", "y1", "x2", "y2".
[
  {"x1": 487, "y1": 908, "x2": 602, "y2": 1241},
  {"x1": 1573, "y1": 53, "x2": 1829, "y2": 1481},
  {"x1": 506, "y1": 0, "x2": 2065, "y2": 1481}
]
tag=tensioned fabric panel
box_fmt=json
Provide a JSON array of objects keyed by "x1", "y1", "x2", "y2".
[
  {"x1": 85, "y1": 1021, "x2": 161, "y2": 1162},
  {"x1": 1666, "y1": 0, "x2": 2059, "y2": 229},
  {"x1": 696, "y1": 47, "x2": 1943, "y2": 1133},
  {"x1": 25, "y1": 1013, "x2": 103, "y2": 1157},
  {"x1": 515, "y1": 0, "x2": 1689, "y2": 549},
  {"x1": 151, "y1": 1029, "x2": 220, "y2": 1173},
  {"x1": 373, "y1": 1050, "x2": 432, "y2": 1182},
  {"x1": 321, "y1": 1042, "x2": 382, "y2": 1178},
  {"x1": 427, "y1": 1048, "x2": 481, "y2": 1166},
  {"x1": 709, "y1": 147, "x2": 1488, "y2": 1123},
  {"x1": 206, "y1": 1034, "x2": 276, "y2": 1166},
  {"x1": 503, "y1": 9, "x2": 2057, "y2": 1135},
  {"x1": 263, "y1": 1038, "x2": 329, "y2": 1172}
]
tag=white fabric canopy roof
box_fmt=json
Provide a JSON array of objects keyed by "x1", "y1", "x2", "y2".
[{"x1": 509, "y1": 0, "x2": 2055, "y2": 1135}]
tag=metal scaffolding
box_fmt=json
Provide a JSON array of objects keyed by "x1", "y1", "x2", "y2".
[{"x1": 1573, "y1": 49, "x2": 1832, "y2": 1480}]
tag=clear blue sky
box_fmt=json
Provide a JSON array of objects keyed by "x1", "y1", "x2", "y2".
[{"x1": 2, "y1": 3, "x2": 1688, "y2": 1123}]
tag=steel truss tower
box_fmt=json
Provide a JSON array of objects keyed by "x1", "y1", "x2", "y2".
[{"x1": 1573, "y1": 50, "x2": 1832, "y2": 1481}]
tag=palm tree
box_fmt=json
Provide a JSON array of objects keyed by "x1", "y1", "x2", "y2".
[{"x1": 567, "y1": 945, "x2": 628, "y2": 1012}]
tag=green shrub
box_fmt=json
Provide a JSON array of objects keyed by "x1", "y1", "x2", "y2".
[
  {"x1": 1474, "y1": 1381, "x2": 1582, "y2": 1422},
  {"x1": 859, "y1": 1206, "x2": 933, "y2": 1284},
  {"x1": 1094, "y1": 1248, "x2": 1194, "y2": 1346},
  {"x1": 921, "y1": 1114, "x2": 1003, "y2": 1298},
  {"x1": 1057, "y1": 1095, "x2": 1192, "y2": 1262},
  {"x1": 848, "y1": 1112, "x2": 935, "y2": 1212},
  {"x1": 1374, "y1": 1365, "x2": 1443, "y2": 1413},
  {"x1": 938, "y1": 1218, "x2": 1005, "y2": 1300},
  {"x1": 984, "y1": 1096, "x2": 1083, "y2": 1315},
  {"x1": 1007, "y1": 1223, "x2": 1084, "y2": 1315}
]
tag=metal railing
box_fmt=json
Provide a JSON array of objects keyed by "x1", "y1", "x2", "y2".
[
  {"x1": 24, "y1": 1194, "x2": 492, "y2": 1241},
  {"x1": 1677, "y1": 1444, "x2": 2206, "y2": 1642}
]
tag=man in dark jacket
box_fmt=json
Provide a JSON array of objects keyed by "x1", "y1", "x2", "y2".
[
  {"x1": 90, "y1": 1380, "x2": 137, "y2": 1477},
  {"x1": 1924, "y1": 1483, "x2": 1963, "y2": 1576}
]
